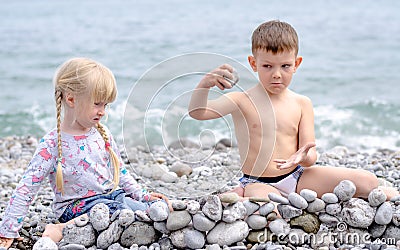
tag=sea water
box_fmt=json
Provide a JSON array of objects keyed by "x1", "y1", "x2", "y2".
[{"x1": 1, "y1": 0, "x2": 399, "y2": 152}]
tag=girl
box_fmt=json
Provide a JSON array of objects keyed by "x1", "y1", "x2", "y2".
[{"x1": 0, "y1": 58, "x2": 169, "y2": 248}]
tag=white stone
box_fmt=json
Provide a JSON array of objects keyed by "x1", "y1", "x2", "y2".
[
  {"x1": 339, "y1": 198, "x2": 375, "y2": 228},
  {"x1": 333, "y1": 180, "x2": 356, "y2": 201},
  {"x1": 206, "y1": 221, "x2": 249, "y2": 246},
  {"x1": 32, "y1": 237, "x2": 58, "y2": 250},
  {"x1": 368, "y1": 188, "x2": 387, "y2": 207}
]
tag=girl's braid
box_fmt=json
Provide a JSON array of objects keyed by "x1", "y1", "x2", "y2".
[
  {"x1": 96, "y1": 123, "x2": 120, "y2": 192},
  {"x1": 55, "y1": 90, "x2": 64, "y2": 194}
]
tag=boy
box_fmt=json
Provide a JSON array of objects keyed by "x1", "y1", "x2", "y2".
[{"x1": 189, "y1": 20, "x2": 398, "y2": 199}]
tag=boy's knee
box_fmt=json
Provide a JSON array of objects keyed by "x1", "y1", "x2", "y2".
[{"x1": 356, "y1": 170, "x2": 379, "y2": 194}]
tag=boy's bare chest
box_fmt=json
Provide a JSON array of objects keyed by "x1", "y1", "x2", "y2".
[
  {"x1": 234, "y1": 93, "x2": 301, "y2": 137},
  {"x1": 274, "y1": 101, "x2": 301, "y2": 135}
]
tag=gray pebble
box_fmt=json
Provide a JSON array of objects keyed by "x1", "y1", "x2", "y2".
[
  {"x1": 277, "y1": 204, "x2": 302, "y2": 219},
  {"x1": 307, "y1": 198, "x2": 326, "y2": 213},
  {"x1": 334, "y1": 180, "x2": 356, "y2": 201},
  {"x1": 222, "y1": 202, "x2": 246, "y2": 223},
  {"x1": 171, "y1": 200, "x2": 187, "y2": 210},
  {"x1": 153, "y1": 221, "x2": 170, "y2": 235},
  {"x1": 149, "y1": 201, "x2": 169, "y2": 222},
  {"x1": 202, "y1": 195, "x2": 223, "y2": 221},
  {"x1": 259, "y1": 202, "x2": 275, "y2": 216},
  {"x1": 193, "y1": 213, "x2": 216, "y2": 232},
  {"x1": 118, "y1": 209, "x2": 135, "y2": 227},
  {"x1": 325, "y1": 203, "x2": 342, "y2": 216},
  {"x1": 184, "y1": 229, "x2": 205, "y2": 249},
  {"x1": 374, "y1": 202, "x2": 393, "y2": 225},
  {"x1": 206, "y1": 221, "x2": 249, "y2": 246},
  {"x1": 32, "y1": 237, "x2": 58, "y2": 250},
  {"x1": 340, "y1": 198, "x2": 375, "y2": 228},
  {"x1": 166, "y1": 210, "x2": 192, "y2": 231},
  {"x1": 268, "y1": 218, "x2": 290, "y2": 236},
  {"x1": 321, "y1": 193, "x2": 339, "y2": 204},
  {"x1": 74, "y1": 214, "x2": 89, "y2": 227},
  {"x1": 89, "y1": 203, "x2": 110, "y2": 232},
  {"x1": 59, "y1": 244, "x2": 86, "y2": 250},
  {"x1": 268, "y1": 193, "x2": 289, "y2": 205},
  {"x1": 243, "y1": 200, "x2": 260, "y2": 216},
  {"x1": 62, "y1": 223, "x2": 96, "y2": 247},
  {"x1": 97, "y1": 220, "x2": 123, "y2": 249},
  {"x1": 110, "y1": 209, "x2": 120, "y2": 222},
  {"x1": 299, "y1": 189, "x2": 317, "y2": 202},
  {"x1": 186, "y1": 200, "x2": 201, "y2": 214},
  {"x1": 288, "y1": 192, "x2": 308, "y2": 209},
  {"x1": 135, "y1": 210, "x2": 151, "y2": 222},
  {"x1": 368, "y1": 188, "x2": 387, "y2": 207},
  {"x1": 246, "y1": 214, "x2": 268, "y2": 230}
]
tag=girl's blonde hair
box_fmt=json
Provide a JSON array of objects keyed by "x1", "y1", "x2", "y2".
[{"x1": 54, "y1": 57, "x2": 119, "y2": 194}]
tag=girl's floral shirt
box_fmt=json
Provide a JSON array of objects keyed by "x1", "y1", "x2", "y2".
[{"x1": 0, "y1": 126, "x2": 150, "y2": 238}]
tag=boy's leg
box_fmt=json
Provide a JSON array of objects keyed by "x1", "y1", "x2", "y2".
[
  {"x1": 297, "y1": 166, "x2": 399, "y2": 199},
  {"x1": 226, "y1": 186, "x2": 245, "y2": 197},
  {"x1": 244, "y1": 182, "x2": 281, "y2": 198}
]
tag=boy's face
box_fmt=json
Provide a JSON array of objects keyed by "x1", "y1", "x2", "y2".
[{"x1": 248, "y1": 49, "x2": 302, "y2": 95}]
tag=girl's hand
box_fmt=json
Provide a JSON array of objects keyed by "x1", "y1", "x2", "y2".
[
  {"x1": 0, "y1": 236, "x2": 18, "y2": 249},
  {"x1": 274, "y1": 142, "x2": 316, "y2": 170},
  {"x1": 150, "y1": 192, "x2": 173, "y2": 211}
]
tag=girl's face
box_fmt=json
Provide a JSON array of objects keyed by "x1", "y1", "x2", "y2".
[
  {"x1": 248, "y1": 49, "x2": 302, "y2": 95},
  {"x1": 73, "y1": 96, "x2": 108, "y2": 131}
]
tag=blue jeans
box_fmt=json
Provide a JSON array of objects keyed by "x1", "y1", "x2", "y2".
[{"x1": 59, "y1": 189, "x2": 150, "y2": 223}]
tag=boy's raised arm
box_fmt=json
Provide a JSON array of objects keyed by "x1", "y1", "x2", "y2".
[{"x1": 189, "y1": 64, "x2": 239, "y2": 120}]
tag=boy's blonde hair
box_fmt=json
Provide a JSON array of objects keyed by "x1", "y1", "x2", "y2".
[
  {"x1": 53, "y1": 57, "x2": 119, "y2": 194},
  {"x1": 252, "y1": 20, "x2": 299, "y2": 56}
]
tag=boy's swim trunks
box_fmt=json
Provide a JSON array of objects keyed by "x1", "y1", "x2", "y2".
[{"x1": 239, "y1": 165, "x2": 304, "y2": 197}]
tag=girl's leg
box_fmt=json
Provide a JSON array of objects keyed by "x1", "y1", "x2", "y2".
[
  {"x1": 124, "y1": 197, "x2": 150, "y2": 211},
  {"x1": 297, "y1": 166, "x2": 398, "y2": 199}
]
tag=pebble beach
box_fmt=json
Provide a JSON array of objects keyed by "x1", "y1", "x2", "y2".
[{"x1": 0, "y1": 136, "x2": 399, "y2": 250}]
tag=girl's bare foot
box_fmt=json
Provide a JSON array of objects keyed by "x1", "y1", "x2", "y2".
[{"x1": 42, "y1": 223, "x2": 64, "y2": 243}]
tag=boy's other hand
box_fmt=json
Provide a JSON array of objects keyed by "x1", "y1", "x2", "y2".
[
  {"x1": 274, "y1": 142, "x2": 316, "y2": 170},
  {"x1": 200, "y1": 64, "x2": 237, "y2": 90}
]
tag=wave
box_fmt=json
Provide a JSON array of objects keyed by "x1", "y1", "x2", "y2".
[{"x1": 2, "y1": 99, "x2": 399, "y2": 153}]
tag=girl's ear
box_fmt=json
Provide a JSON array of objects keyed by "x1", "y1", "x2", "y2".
[
  {"x1": 248, "y1": 55, "x2": 257, "y2": 72},
  {"x1": 65, "y1": 92, "x2": 75, "y2": 108}
]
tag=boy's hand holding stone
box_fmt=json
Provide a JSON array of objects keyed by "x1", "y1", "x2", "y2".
[{"x1": 200, "y1": 64, "x2": 239, "y2": 90}]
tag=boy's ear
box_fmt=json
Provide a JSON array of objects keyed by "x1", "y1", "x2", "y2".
[
  {"x1": 65, "y1": 92, "x2": 75, "y2": 108},
  {"x1": 248, "y1": 55, "x2": 257, "y2": 72},
  {"x1": 294, "y1": 56, "x2": 303, "y2": 72}
]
